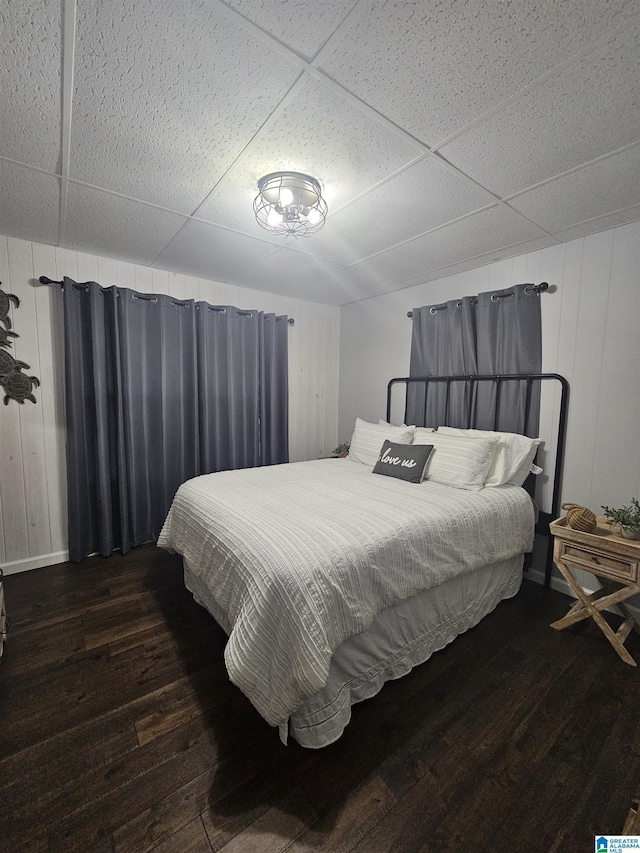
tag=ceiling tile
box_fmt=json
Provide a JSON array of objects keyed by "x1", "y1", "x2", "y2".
[
  {"x1": 64, "y1": 184, "x2": 189, "y2": 264},
  {"x1": 154, "y1": 219, "x2": 279, "y2": 283},
  {"x1": 223, "y1": 0, "x2": 359, "y2": 61},
  {"x1": 0, "y1": 0, "x2": 62, "y2": 170},
  {"x1": 0, "y1": 162, "x2": 60, "y2": 245},
  {"x1": 440, "y1": 27, "x2": 640, "y2": 197},
  {"x1": 194, "y1": 76, "x2": 420, "y2": 235},
  {"x1": 328, "y1": 233, "x2": 560, "y2": 305},
  {"x1": 70, "y1": 0, "x2": 301, "y2": 212},
  {"x1": 318, "y1": 0, "x2": 636, "y2": 146},
  {"x1": 335, "y1": 205, "x2": 548, "y2": 289},
  {"x1": 290, "y1": 156, "x2": 495, "y2": 265},
  {"x1": 553, "y1": 205, "x2": 640, "y2": 242},
  {"x1": 229, "y1": 246, "x2": 346, "y2": 298},
  {"x1": 508, "y1": 146, "x2": 640, "y2": 233}
]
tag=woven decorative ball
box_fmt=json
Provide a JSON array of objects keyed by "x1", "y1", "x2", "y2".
[{"x1": 561, "y1": 502, "x2": 597, "y2": 532}]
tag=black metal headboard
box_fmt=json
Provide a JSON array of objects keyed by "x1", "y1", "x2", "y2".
[{"x1": 386, "y1": 373, "x2": 570, "y2": 586}]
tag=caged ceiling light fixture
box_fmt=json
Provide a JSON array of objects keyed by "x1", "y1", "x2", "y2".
[{"x1": 253, "y1": 171, "x2": 328, "y2": 237}]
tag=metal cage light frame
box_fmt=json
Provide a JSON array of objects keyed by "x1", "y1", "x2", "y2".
[{"x1": 253, "y1": 171, "x2": 328, "y2": 237}]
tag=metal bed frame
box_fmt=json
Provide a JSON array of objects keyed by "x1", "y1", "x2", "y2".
[{"x1": 386, "y1": 373, "x2": 570, "y2": 586}]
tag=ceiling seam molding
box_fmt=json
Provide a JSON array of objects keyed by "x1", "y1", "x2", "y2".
[
  {"x1": 337, "y1": 238, "x2": 562, "y2": 307},
  {"x1": 211, "y1": 2, "x2": 503, "y2": 195},
  {"x1": 501, "y1": 139, "x2": 640, "y2": 202},
  {"x1": 58, "y1": 0, "x2": 77, "y2": 247}
]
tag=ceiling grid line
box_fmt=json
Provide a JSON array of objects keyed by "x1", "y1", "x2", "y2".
[
  {"x1": 150, "y1": 0, "x2": 371, "y2": 269},
  {"x1": 57, "y1": 0, "x2": 78, "y2": 247},
  {"x1": 1, "y1": 0, "x2": 638, "y2": 305}
]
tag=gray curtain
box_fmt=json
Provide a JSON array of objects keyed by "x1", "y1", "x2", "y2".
[
  {"x1": 63, "y1": 278, "x2": 289, "y2": 562},
  {"x1": 406, "y1": 283, "x2": 542, "y2": 433}
]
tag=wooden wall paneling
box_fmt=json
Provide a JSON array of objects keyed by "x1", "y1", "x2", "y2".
[
  {"x1": 511, "y1": 252, "x2": 529, "y2": 283},
  {"x1": 6, "y1": 239, "x2": 52, "y2": 558},
  {"x1": 0, "y1": 475, "x2": 6, "y2": 564},
  {"x1": 564, "y1": 230, "x2": 614, "y2": 504},
  {"x1": 151, "y1": 267, "x2": 170, "y2": 298},
  {"x1": 96, "y1": 255, "x2": 118, "y2": 286},
  {"x1": 309, "y1": 306, "x2": 321, "y2": 458},
  {"x1": 536, "y1": 244, "x2": 566, "y2": 514},
  {"x1": 487, "y1": 256, "x2": 515, "y2": 290},
  {"x1": 31, "y1": 242, "x2": 67, "y2": 555},
  {"x1": 133, "y1": 264, "x2": 154, "y2": 294},
  {"x1": 114, "y1": 260, "x2": 136, "y2": 289},
  {"x1": 308, "y1": 305, "x2": 322, "y2": 459},
  {"x1": 324, "y1": 305, "x2": 339, "y2": 456},
  {"x1": 55, "y1": 247, "x2": 79, "y2": 282},
  {"x1": 75, "y1": 250, "x2": 99, "y2": 283},
  {"x1": 0, "y1": 359, "x2": 27, "y2": 563},
  {"x1": 553, "y1": 238, "x2": 583, "y2": 505},
  {"x1": 0, "y1": 235, "x2": 18, "y2": 564},
  {"x1": 591, "y1": 223, "x2": 640, "y2": 508},
  {"x1": 164, "y1": 271, "x2": 185, "y2": 300},
  {"x1": 288, "y1": 311, "x2": 304, "y2": 462}
]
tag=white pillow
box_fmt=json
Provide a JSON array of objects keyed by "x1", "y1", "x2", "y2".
[
  {"x1": 349, "y1": 418, "x2": 415, "y2": 467},
  {"x1": 378, "y1": 419, "x2": 415, "y2": 429},
  {"x1": 437, "y1": 426, "x2": 541, "y2": 487},
  {"x1": 413, "y1": 427, "x2": 435, "y2": 442},
  {"x1": 413, "y1": 431, "x2": 498, "y2": 491}
]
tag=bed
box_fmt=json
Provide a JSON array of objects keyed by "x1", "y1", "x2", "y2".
[{"x1": 158, "y1": 373, "x2": 568, "y2": 748}]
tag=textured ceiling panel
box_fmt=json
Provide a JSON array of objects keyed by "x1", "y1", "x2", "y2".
[
  {"x1": 313, "y1": 233, "x2": 560, "y2": 305},
  {"x1": 508, "y1": 146, "x2": 640, "y2": 234},
  {"x1": 64, "y1": 185, "x2": 189, "y2": 264},
  {"x1": 223, "y1": 0, "x2": 359, "y2": 61},
  {"x1": 229, "y1": 245, "x2": 346, "y2": 295},
  {"x1": 0, "y1": 0, "x2": 62, "y2": 170},
  {"x1": 3, "y1": 1, "x2": 640, "y2": 306},
  {"x1": 318, "y1": 0, "x2": 637, "y2": 147},
  {"x1": 336, "y1": 206, "x2": 549, "y2": 289},
  {"x1": 194, "y1": 76, "x2": 420, "y2": 234},
  {"x1": 440, "y1": 27, "x2": 640, "y2": 197},
  {"x1": 154, "y1": 219, "x2": 279, "y2": 283},
  {"x1": 290, "y1": 156, "x2": 496, "y2": 264},
  {"x1": 553, "y1": 205, "x2": 640, "y2": 243},
  {"x1": 0, "y1": 163, "x2": 60, "y2": 246},
  {"x1": 70, "y1": 0, "x2": 301, "y2": 212}
]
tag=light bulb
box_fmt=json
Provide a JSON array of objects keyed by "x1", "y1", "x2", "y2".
[
  {"x1": 307, "y1": 207, "x2": 321, "y2": 225},
  {"x1": 280, "y1": 187, "x2": 294, "y2": 206},
  {"x1": 267, "y1": 208, "x2": 283, "y2": 227}
]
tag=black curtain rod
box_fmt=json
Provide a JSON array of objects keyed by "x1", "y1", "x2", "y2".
[
  {"x1": 406, "y1": 282, "x2": 549, "y2": 318},
  {"x1": 37, "y1": 276, "x2": 295, "y2": 325}
]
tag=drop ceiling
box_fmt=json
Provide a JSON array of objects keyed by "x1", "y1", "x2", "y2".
[{"x1": 1, "y1": 0, "x2": 639, "y2": 306}]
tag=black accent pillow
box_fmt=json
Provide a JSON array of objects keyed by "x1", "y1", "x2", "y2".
[{"x1": 372, "y1": 440, "x2": 434, "y2": 484}]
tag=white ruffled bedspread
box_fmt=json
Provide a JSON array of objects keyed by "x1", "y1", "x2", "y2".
[{"x1": 157, "y1": 458, "x2": 534, "y2": 727}]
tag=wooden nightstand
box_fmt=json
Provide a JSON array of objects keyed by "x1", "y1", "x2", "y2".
[{"x1": 549, "y1": 516, "x2": 640, "y2": 665}]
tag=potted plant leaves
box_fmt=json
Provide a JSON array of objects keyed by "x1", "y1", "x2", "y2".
[{"x1": 601, "y1": 498, "x2": 640, "y2": 540}]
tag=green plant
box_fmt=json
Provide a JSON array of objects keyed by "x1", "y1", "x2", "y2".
[
  {"x1": 601, "y1": 497, "x2": 640, "y2": 531},
  {"x1": 332, "y1": 442, "x2": 350, "y2": 457}
]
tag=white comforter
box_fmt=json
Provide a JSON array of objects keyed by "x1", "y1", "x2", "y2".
[{"x1": 158, "y1": 458, "x2": 534, "y2": 728}]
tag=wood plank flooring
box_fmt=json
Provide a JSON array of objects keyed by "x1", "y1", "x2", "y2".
[{"x1": 1, "y1": 546, "x2": 640, "y2": 852}]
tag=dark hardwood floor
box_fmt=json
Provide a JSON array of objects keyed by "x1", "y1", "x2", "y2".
[{"x1": 1, "y1": 546, "x2": 640, "y2": 853}]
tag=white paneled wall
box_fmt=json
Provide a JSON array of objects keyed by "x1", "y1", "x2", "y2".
[
  {"x1": 339, "y1": 221, "x2": 640, "y2": 581},
  {"x1": 0, "y1": 236, "x2": 340, "y2": 573}
]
